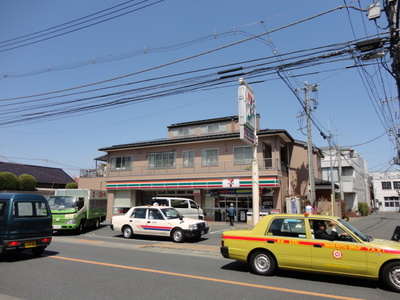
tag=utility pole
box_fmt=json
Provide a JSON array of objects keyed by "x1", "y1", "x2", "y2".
[
  {"x1": 302, "y1": 82, "x2": 319, "y2": 205},
  {"x1": 384, "y1": 0, "x2": 400, "y2": 164}
]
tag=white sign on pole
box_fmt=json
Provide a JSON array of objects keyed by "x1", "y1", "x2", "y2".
[{"x1": 238, "y1": 84, "x2": 256, "y2": 130}]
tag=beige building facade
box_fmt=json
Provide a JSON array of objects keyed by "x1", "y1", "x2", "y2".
[{"x1": 79, "y1": 115, "x2": 324, "y2": 221}]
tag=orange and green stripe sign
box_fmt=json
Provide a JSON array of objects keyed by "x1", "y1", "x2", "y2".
[{"x1": 106, "y1": 177, "x2": 279, "y2": 190}]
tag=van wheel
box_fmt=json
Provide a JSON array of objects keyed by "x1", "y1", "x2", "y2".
[
  {"x1": 122, "y1": 226, "x2": 133, "y2": 238},
  {"x1": 32, "y1": 247, "x2": 45, "y2": 257},
  {"x1": 171, "y1": 228, "x2": 185, "y2": 243}
]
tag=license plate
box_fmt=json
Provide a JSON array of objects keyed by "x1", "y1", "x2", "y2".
[
  {"x1": 25, "y1": 241, "x2": 36, "y2": 248},
  {"x1": 53, "y1": 225, "x2": 62, "y2": 229}
]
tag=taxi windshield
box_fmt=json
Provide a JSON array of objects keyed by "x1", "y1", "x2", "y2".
[
  {"x1": 338, "y1": 219, "x2": 370, "y2": 241},
  {"x1": 161, "y1": 207, "x2": 183, "y2": 220}
]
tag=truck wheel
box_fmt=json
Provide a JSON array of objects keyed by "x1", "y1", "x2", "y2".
[
  {"x1": 95, "y1": 218, "x2": 100, "y2": 229},
  {"x1": 122, "y1": 226, "x2": 133, "y2": 238},
  {"x1": 249, "y1": 251, "x2": 276, "y2": 276},
  {"x1": 171, "y1": 228, "x2": 185, "y2": 243},
  {"x1": 381, "y1": 261, "x2": 400, "y2": 292},
  {"x1": 32, "y1": 247, "x2": 45, "y2": 257},
  {"x1": 76, "y1": 221, "x2": 85, "y2": 234}
]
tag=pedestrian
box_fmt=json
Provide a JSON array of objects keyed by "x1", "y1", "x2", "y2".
[{"x1": 227, "y1": 203, "x2": 236, "y2": 226}]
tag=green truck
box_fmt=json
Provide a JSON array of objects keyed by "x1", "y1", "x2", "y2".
[{"x1": 48, "y1": 189, "x2": 107, "y2": 233}]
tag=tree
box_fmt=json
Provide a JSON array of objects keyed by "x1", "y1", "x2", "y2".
[
  {"x1": 0, "y1": 172, "x2": 19, "y2": 190},
  {"x1": 18, "y1": 174, "x2": 37, "y2": 191},
  {"x1": 65, "y1": 182, "x2": 78, "y2": 189}
]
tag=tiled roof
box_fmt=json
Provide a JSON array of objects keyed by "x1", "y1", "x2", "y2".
[{"x1": 0, "y1": 162, "x2": 74, "y2": 185}]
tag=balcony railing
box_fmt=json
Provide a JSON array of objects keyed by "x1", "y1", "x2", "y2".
[{"x1": 80, "y1": 158, "x2": 280, "y2": 178}]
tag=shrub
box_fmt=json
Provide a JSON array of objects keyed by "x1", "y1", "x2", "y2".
[
  {"x1": 358, "y1": 202, "x2": 369, "y2": 216},
  {"x1": 18, "y1": 174, "x2": 37, "y2": 191},
  {"x1": 65, "y1": 182, "x2": 78, "y2": 189},
  {"x1": 0, "y1": 172, "x2": 19, "y2": 190}
]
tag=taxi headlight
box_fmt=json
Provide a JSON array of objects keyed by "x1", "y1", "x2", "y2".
[{"x1": 189, "y1": 224, "x2": 198, "y2": 231}]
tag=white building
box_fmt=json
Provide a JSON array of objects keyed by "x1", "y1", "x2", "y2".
[
  {"x1": 370, "y1": 172, "x2": 400, "y2": 212},
  {"x1": 320, "y1": 147, "x2": 370, "y2": 212}
]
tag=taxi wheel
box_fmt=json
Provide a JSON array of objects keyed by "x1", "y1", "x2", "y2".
[
  {"x1": 171, "y1": 229, "x2": 185, "y2": 243},
  {"x1": 249, "y1": 251, "x2": 276, "y2": 276},
  {"x1": 381, "y1": 261, "x2": 400, "y2": 292},
  {"x1": 122, "y1": 226, "x2": 134, "y2": 239}
]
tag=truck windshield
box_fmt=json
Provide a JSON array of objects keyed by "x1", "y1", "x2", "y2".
[
  {"x1": 48, "y1": 196, "x2": 77, "y2": 211},
  {"x1": 161, "y1": 208, "x2": 183, "y2": 220}
]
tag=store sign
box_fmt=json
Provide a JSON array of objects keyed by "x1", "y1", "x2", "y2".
[
  {"x1": 238, "y1": 84, "x2": 256, "y2": 130},
  {"x1": 222, "y1": 179, "x2": 240, "y2": 188},
  {"x1": 240, "y1": 125, "x2": 256, "y2": 145}
]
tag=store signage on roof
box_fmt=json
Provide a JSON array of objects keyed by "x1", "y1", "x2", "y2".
[{"x1": 106, "y1": 177, "x2": 279, "y2": 190}]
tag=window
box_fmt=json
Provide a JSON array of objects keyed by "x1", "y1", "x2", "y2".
[
  {"x1": 130, "y1": 208, "x2": 147, "y2": 219},
  {"x1": 267, "y1": 218, "x2": 306, "y2": 238},
  {"x1": 183, "y1": 150, "x2": 195, "y2": 167},
  {"x1": 171, "y1": 199, "x2": 188, "y2": 208},
  {"x1": 171, "y1": 127, "x2": 195, "y2": 137},
  {"x1": 382, "y1": 181, "x2": 392, "y2": 190},
  {"x1": 201, "y1": 123, "x2": 227, "y2": 134},
  {"x1": 0, "y1": 202, "x2": 6, "y2": 218},
  {"x1": 148, "y1": 152, "x2": 176, "y2": 169},
  {"x1": 234, "y1": 146, "x2": 252, "y2": 164},
  {"x1": 322, "y1": 167, "x2": 339, "y2": 182},
  {"x1": 201, "y1": 149, "x2": 218, "y2": 166},
  {"x1": 148, "y1": 208, "x2": 164, "y2": 219},
  {"x1": 384, "y1": 197, "x2": 400, "y2": 207},
  {"x1": 110, "y1": 156, "x2": 132, "y2": 171},
  {"x1": 13, "y1": 202, "x2": 49, "y2": 218},
  {"x1": 394, "y1": 181, "x2": 400, "y2": 190}
]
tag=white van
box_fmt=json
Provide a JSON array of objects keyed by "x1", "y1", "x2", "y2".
[{"x1": 151, "y1": 197, "x2": 204, "y2": 220}]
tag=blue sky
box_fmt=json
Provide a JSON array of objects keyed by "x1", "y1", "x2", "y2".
[{"x1": 0, "y1": 0, "x2": 397, "y2": 178}]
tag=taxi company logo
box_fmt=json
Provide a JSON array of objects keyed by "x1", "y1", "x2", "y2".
[{"x1": 332, "y1": 250, "x2": 342, "y2": 259}]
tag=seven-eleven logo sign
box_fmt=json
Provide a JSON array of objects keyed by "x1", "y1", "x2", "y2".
[{"x1": 223, "y1": 179, "x2": 239, "y2": 187}]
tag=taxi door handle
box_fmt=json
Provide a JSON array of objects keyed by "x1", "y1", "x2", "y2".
[
  {"x1": 313, "y1": 244, "x2": 323, "y2": 248},
  {"x1": 267, "y1": 240, "x2": 274, "y2": 244}
]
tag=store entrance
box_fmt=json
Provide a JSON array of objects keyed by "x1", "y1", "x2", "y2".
[{"x1": 215, "y1": 195, "x2": 252, "y2": 223}]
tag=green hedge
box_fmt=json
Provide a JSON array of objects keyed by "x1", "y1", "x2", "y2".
[
  {"x1": 358, "y1": 202, "x2": 369, "y2": 216},
  {"x1": 18, "y1": 174, "x2": 37, "y2": 191},
  {"x1": 0, "y1": 172, "x2": 19, "y2": 190}
]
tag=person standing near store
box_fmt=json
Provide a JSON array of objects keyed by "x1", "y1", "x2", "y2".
[{"x1": 227, "y1": 203, "x2": 236, "y2": 226}]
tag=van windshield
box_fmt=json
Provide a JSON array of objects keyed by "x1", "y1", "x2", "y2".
[{"x1": 161, "y1": 208, "x2": 183, "y2": 220}]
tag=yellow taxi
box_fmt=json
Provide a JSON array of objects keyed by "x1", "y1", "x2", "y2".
[{"x1": 220, "y1": 214, "x2": 400, "y2": 292}]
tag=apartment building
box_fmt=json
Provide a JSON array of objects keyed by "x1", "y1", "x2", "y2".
[
  {"x1": 79, "y1": 115, "x2": 324, "y2": 221},
  {"x1": 320, "y1": 147, "x2": 370, "y2": 212},
  {"x1": 370, "y1": 172, "x2": 400, "y2": 212}
]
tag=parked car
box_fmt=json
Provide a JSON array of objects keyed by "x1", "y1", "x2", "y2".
[
  {"x1": 111, "y1": 206, "x2": 209, "y2": 243},
  {"x1": 220, "y1": 214, "x2": 400, "y2": 293},
  {"x1": 151, "y1": 197, "x2": 204, "y2": 219},
  {"x1": 0, "y1": 193, "x2": 52, "y2": 257}
]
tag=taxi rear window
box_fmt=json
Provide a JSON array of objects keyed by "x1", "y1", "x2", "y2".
[{"x1": 267, "y1": 218, "x2": 306, "y2": 238}]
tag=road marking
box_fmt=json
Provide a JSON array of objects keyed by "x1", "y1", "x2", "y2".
[{"x1": 49, "y1": 256, "x2": 366, "y2": 300}]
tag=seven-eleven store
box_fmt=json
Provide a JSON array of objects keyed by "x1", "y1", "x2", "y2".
[{"x1": 105, "y1": 176, "x2": 281, "y2": 223}]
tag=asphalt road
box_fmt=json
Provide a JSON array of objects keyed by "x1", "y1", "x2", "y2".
[{"x1": 0, "y1": 212, "x2": 399, "y2": 300}]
